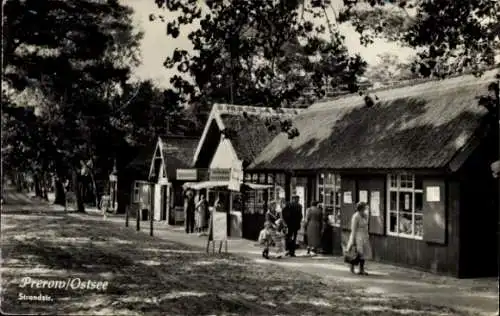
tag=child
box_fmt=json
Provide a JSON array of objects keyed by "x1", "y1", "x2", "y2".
[
  {"x1": 273, "y1": 214, "x2": 288, "y2": 258},
  {"x1": 259, "y1": 221, "x2": 275, "y2": 259}
]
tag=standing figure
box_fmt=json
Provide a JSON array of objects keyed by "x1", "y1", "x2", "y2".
[
  {"x1": 346, "y1": 201, "x2": 372, "y2": 275},
  {"x1": 304, "y1": 201, "x2": 323, "y2": 255},
  {"x1": 196, "y1": 194, "x2": 209, "y2": 234},
  {"x1": 281, "y1": 195, "x2": 303, "y2": 257},
  {"x1": 184, "y1": 190, "x2": 196, "y2": 234}
]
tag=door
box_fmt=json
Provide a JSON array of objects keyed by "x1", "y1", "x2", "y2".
[
  {"x1": 291, "y1": 177, "x2": 308, "y2": 217},
  {"x1": 357, "y1": 178, "x2": 385, "y2": 235},
  {"x1": 154, "y1": 184, "x2": 162, "y2": 221},
  {"x1": 161, "y1": 185, "x2": 168, "y2": 221}
]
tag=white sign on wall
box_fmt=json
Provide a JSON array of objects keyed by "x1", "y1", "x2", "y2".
[
  {"x1": 359, "y1": 190, "x2": 368, "y2": 203},
  {"x1": 426, "y1": 186, "x2": 441, "y2": 202},
  {"x1": 343, "y1": 191, "x2": 352, "y2": 204},
  {"x1": 228, "y1": 161, "x2": 243, "y2": 192},
  {"x1": 370, "y1": 191, "x2": 380, "y2": 216}
]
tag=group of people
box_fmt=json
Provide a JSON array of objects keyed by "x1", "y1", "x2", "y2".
[
  {"x1": 259, "y1": 195, "x2": 327, "y2": 259},
  {"x1": 183, "y1": 189, "x2": 210, "y2": 235},
  {"x1": 259, "y1": 196, "x2": 372, "y2": 276}
]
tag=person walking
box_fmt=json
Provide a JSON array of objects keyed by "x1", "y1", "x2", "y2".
[
  {"x1": 346, "y1": 201, "x2": 372, "y2": 275},
  {"x1": 304, "y1": 201, "x2": 323, "y2": 256},
  {"x1": 184, "y1": 190, "x2": 196, "y2": 234},
  {"x1": 282, "y1": 195, "x2": 303, "y2": 257},
  {"x1": 260, "y1": 201, "x2": 286, "y2": 259},
  {"x1": 196, "y1": 194, "x2": 209, "y2": 235}
]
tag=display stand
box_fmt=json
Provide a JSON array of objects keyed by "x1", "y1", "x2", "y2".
[{"x1": 206, "y1": 209, "x2": 228, "y2": 254}]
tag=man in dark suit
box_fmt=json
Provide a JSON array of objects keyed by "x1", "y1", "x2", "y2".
[
  {"x1": 184, "y1": 190, "x2": 196, "y2": 234},
  {"x1": 281, "y1": 195, "x2": 303, "y2": 257}
]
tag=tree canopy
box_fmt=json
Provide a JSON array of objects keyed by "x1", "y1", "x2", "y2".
[
  {"x1": 1, "y1": 0, "x2": 199, "y2": 209},
  {"x1": 152, "y1": 0, "x2": 368, "y2": 111},
  {"x1": 338, "y1": 0, "x2": 499, "y2": 77}
]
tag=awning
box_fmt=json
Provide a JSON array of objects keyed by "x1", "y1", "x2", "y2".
[
  {"x1": 182, "y1": 181, "x2": 274, "y2": 191},
  {"x1": 243, "y1": 183, "x2": 274, "y2": 190},
  {"x1": 182, "y1": 181, "x2": 229, "y2": 190}
]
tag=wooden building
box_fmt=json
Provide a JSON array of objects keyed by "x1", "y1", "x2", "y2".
[
  {"x1": 118, "y1": 136, "x2": 198, "y2": 224},
  {"x1": 191, "y1": 104, "x2": 303, "y2": 239},
  {"x1": 248, "y1": 70, "x2": 499, "y2": 277},
  {"x1": 147, "y1": 136, "x2": 199, "y2": 225}
]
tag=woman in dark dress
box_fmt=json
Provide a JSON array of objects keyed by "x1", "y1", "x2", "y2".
[{"x1": 304, "y1": 201, "x2": 323, "y2": 255}]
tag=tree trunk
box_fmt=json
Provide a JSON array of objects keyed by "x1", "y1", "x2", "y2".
[
  {"x1": 54, "y1": 177, "x2": 66, "y2": 206},
  {"x1": 72, "y1": 170, "x2": 85, "y2": 212},
  {"x1": 34, "y1": 174, "x2": 42, "y2": 197},
  {"x1": 16, "y1": 172, "x2": 24, "y2": 193},
  {"x1": 40, "y1": 174, "x2": 48, "y2": 201},
  {"x1": 89, "y1": 171, "x2": 100, "y2": 209}
]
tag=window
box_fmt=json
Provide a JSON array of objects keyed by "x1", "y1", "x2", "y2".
[
  {"x1": 133, "y1": 181, "x2": 141, "y2": 202},
  {"x1": 259, "y1": 173, "x2": 266, "y2": 184},
  {"x1": 273, "y1": 173, "x2": 286, "y2": 203},
  {"x1": 133, "y1": 181, "x2": 150, "y2": 204},
  {"x1": 267, "y1": 174, "x2": 273, "y2": 184},
  {"x1": 387, "y1": 174, "x2": 423, "y2": 239},
  {"x1": 317, "y1": 173, "x2": 341, "y2": 226},
  {"x1": 252, "y1": 173, "x2": 258, "y2": 183}
]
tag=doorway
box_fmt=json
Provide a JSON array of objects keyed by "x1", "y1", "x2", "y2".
[
  {"x1": 161, "y1": 185, "x2": 168, "y2": 221},
  {"x1": 291, "y1": 176, "x2": 308, "y2": 217}
]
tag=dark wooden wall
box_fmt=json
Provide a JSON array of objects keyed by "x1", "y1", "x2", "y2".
[
  {"x1": 339, "y1": 174, "x2": 461, "y2": 277},
  {"x1": 458, "y1": 132, "x2": 499, "y2": 278}
]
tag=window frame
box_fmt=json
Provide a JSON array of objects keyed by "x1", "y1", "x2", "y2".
[
  {"x1": 316, "y1": 172, "x2": 342, "y2": 227},
  {"x1": 133, "y1": 181, "x2": 149, "y2": 203},
  {"x1": 386, "y1": 173, "x2": 424, "y2": 240}
]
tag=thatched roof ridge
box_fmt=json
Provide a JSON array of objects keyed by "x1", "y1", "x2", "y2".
[
  {"x1": 192, "y1": 103, "x2": 304, "y2": 167},
  {"x1": 311, "y1": 67, "x2": 500, "y2": 107},
  {"x1": 249, "y1": 69, "x2": 499, "y2": 171}
]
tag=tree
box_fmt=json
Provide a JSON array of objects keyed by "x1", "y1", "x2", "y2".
[
  {"x1": 152, "y1": 0, "x2": 367, "y2": 113},
  {"x1": 337, "y1": 0, "x2": 499, "y2": 78},
  {"x1": 2, "y1": 0, "x2": 142, "y2": 211}
]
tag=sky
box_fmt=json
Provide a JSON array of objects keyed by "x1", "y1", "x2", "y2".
[{"x1": 123, "y1": 0, "x2": 415, "y2": 88}]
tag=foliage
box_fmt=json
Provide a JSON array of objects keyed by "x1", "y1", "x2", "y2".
[
  {"x1": 338, "y1": 0, "x2": 499, "y2": 78},
  {"x1": 152, "y1": 0, "x2": 367, "y2": 111},
  {"x1": 2, "y1": 0, "x2": 144, "y2": 208}
]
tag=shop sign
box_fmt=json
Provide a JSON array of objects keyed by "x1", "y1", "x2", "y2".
[{"x1": 176, "y1": 169, "x2": 198, "y2": 181}]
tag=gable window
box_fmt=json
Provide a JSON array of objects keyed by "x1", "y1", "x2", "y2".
[
  {"x1": 133, "y1": 181, "x2": 141, "y2": 202},
  {"x1": 317, "y1": 173, "x2": 341, "y2": 226},
  {"x1": 387, "y1": 174, "x2": 423, "y2": 239},
  {"x1": 133, "y1": 181, "x2": 149, "y2": 203}
]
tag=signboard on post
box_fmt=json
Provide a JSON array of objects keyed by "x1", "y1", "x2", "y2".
[
  {"x1": 228, "y1": 161, "x2": 243, "y2": 192},
  {"x1": 207, "y1": 207, "x2": 229, "y2": 254},
  {"x1": 176, "y1": 169, "x2": 198, "y2": 181}
]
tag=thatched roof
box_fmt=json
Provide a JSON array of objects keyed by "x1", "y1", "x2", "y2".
[
  {"x1": 193, "y1": 104, "x2": 303, "y2": 167},
  {"x1": 124, "y1": 143, "x2": 156, "y2": 181},
  {"x1": 250, "y1": 69, "x2": 499, "y2": 171},
  {"x1": 158, "y1": 136, "x2": 199, "y2": 180}
]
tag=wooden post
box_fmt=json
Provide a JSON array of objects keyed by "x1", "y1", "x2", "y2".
[
  {"x1": 206, "y1": 209, "x2": 213, "y2": 253},
  {"x1": 125, "y1": 205, "x2": 129, "y2": 227},
  {"x1": 150, "y1": 183, "x2": 154, "y2": 237},
  {"x1": 136, "y1": 204, "x2": 140, "y2": 231}
]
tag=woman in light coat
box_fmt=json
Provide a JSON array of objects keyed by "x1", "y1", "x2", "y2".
[
  {"x1": 346, "y1": 201, "x2": 372, "y2": 275},
  {"x1": 195, "y1": 194, "x2": 209, "y2": 234},
  {"x1": 304, "y1": 201, "x2": 323, "y2": 255}
]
